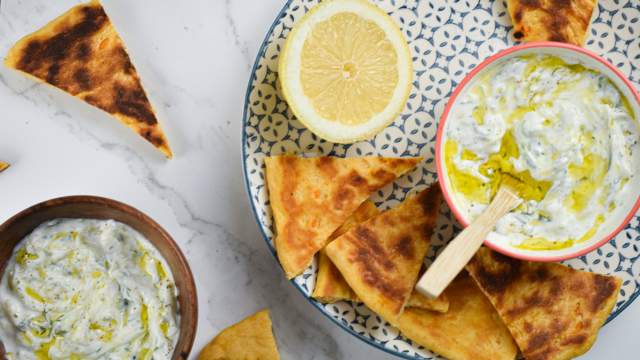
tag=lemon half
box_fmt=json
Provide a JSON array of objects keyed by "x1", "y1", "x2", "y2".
[{"x1": 279, "y1": 0, "x2": 413, "y2": 143}]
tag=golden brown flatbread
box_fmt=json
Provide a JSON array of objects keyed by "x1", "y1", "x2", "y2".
[
  {"x1": 325, "y1": 184, "x2": 441, "y2": 325},
  {"x1": 5, "y1": 1, "x2": 172, "y2": 157},
  {"x1": 405, "y1": 288, "x2": 449, "y2": 313},
  {"x1": 312, "y1": 200, "x2": 449, "y2": 313},
  {"x1": 314, "y1": 250, "x2": 449, "y2": 312},
  {"x1": 398, "y1": 274, "x2": 518, "y2": 360},
  {"x1": 313, "y1": 249, "x2": 358, "y2": 302},
  {"x1": 508, "y1": 0, "x2": 597, "y2": 45},
  {"x1": 312, "y1": 201, "x2": 379, "y2": 303},
  {"x1": 0, "y1": 162, "x2": 8, "y2": 173},
  {"x1": 198, "y1": 309, "x2": 280, "y2": 360},
  {"x1": 466, "y1": 247, "x2": 622, "y2": 360},
  {"x1": 265, "y1": 155, "x2": 421, "y2": 279}
]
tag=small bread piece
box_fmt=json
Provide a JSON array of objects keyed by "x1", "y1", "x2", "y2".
[
  {"x1": 398, "y1": 274, "x2": 518, "y2": 360},
  {"x1": 0, "y1": 162, "x2": 8, "y2": 173},
  {"x1": 507, "y1": 0, "x2": 597, "y2": 45},
  {"x1": 312, "y1": 200, "x2": 449, "y2": 313},
  {"x1": 466, "y1": 247, "x2": 622, "y2": 360},
  {"x1": 314, "y1": 250, "x2": 449, "y2": 312},
  {"x1": 5, "y1": 1, "x2": 172, "y2": 157},
  {"x1": 312, "y1": 201, "x2": 379, "y2": 303},
  {"x1": 325, "y1": 184, "x2": 442, "y2": 325},
  {"x1": 406, "y1": 288, "x2": 449, "y2": 313},
  {"x1": 265, "y1": 155, "x2": 421, "y2": 279},
  {"x1": 198, "y1": 309, "x2": 280, "y2": 360}
]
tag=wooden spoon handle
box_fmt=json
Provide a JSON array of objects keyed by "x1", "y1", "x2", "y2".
[{"x1": 416, "y1": 186, "x2": 521, "y2": 298}]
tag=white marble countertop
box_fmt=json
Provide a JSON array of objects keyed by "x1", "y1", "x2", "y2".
[{"x1": 0, "y1": 1, "x2": 638, "y2": 359}]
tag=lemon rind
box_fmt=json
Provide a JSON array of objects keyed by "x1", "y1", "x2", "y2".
[{"x1": 278, "y1": 0, "x2": 413, "y2": 144}]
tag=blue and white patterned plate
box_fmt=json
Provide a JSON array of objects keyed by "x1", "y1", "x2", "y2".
[{"x1": 242, "y1": 1, "x2": 640, "y2": 358}]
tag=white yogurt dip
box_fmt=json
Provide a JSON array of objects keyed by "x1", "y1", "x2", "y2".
[
  {"x1": 445, "y1": 54, "x2": 639, "y2": 250},
  {"x1": 0, "y1": 219, "x2": 179, "y2": 359}
]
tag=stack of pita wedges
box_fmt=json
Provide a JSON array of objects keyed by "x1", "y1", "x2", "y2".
[{"x1": 265, "y1": 155, "x2": 622, "y2": 360}]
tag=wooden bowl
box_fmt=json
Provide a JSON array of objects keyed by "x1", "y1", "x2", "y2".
[{"x1": 0, "y1": 196, "x2": 197, "y2": 359}]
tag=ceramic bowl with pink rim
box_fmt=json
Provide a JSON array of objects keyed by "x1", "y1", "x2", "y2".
[{"x1": 436, "y1": 42, "x2": 640, "y2": 262}]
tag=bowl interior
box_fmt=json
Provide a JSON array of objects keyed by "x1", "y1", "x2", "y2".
[
  {"x1": 0, "y1": 196, "x2": 197, "y2": 360},
  {"x1": 438, "y1": 44, "x2": 640, "y2": 261}
]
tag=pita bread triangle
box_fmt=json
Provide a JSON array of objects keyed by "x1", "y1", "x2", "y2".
[
  {"x1": 398, "y1": 273, "x2": 518, "y2": 360},
  {"x1": 325, "y1": 183, "x2": 441, "y2": 325},
  {"x1": 313, "y1": 201, "x2": 449, "y2": 313},
  {"x1": 405, "y1": 284, "x2": 449, "y2": 313},
  {"x1": 508, "y1": 0, "x2": 596, "y2": 45},
  {"x1": 466, "y1": 247, "x2": 621, "y2": 360},
  {"x1": 312, "y1": 201, "x2": 379, "y2": 303},
  {"x1": 265, "y1": 155, "x2": 421, "y2": 279},
  {"x1": 198, "y1": 309, "x2": 280, "y2": 360},
  {"x1": 0, "y1": 162, "x2": 8, "y2": 173},
  {"x1": 5, "y1": 0, "x2": 172, "y2": 157}
]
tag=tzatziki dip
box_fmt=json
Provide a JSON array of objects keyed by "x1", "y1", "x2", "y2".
[
  {"x1": 0, "y1": 219, "x2": 180, "y2": 359},
  {"x1": 445, "y1": 54, "x2": 639, "y2": 250}
]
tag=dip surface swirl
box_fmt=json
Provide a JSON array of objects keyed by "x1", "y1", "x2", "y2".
[
  {"x1": 445, "y1": 54, "x2": 639, "y2": 249},
  {"x1": 0, "y1": 219, "x2": 179, "y2": 359}
]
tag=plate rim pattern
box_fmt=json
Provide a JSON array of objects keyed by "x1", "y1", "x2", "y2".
[{"x1": 241, "y1": 1, "x2": 639, "y2": 358}]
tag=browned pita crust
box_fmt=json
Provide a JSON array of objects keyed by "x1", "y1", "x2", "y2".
[
  {"x1": 508, "y1": 0, "x2": 597, "y2": 45},
  {"x1": 5, "y1": 1, "x2": 172, "y2": 157},
  {"x1": 405, "y1": 288, "x2": 449, "y2": 313},
  {"x1": 466, "y1": 247, "x2": 621, "y2": 360},
  {"x1": 314, "y1": 250, "x2": 449, "y2": 312},
  {"x1": 313, "y1": 249, "x2": 359, "y2": 303},
  {"x1": 198, "y1": 309, "x2": 280, "y2": 360},
  {"x1": 0, "y1": 162, "x2": 8, "y2": 173},
  {"x1": 325, "y1": 184, "x2": 442, "y2": 325},
  {"x1": 398, "y1": 274, "x2": 518, "y2": 360},
  {"x1": 312, "y1": 200, "x2": 449, "y2": 313},
  {"x1": 312, "y1": 201, "x2": 379, "y2": 303},
  {"x1": 265, "y1": 155, "x2": 421, "y2": 278}
]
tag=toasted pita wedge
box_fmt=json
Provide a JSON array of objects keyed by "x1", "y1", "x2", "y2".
[
  {"x1": 398, "y1": 273, "x2": 518, "y2": 360},
  {"x1": 406, "y1": 288, "x2": 449, "y2": 313},
  {"x1": 466, "y1": 247, "x2": 622, "y2": 360},
  {"x1": 0, "y1": 162, "x2": 8, "y2": 173},
  {"x1": 265, "y1": 155, "x2": 421, "y2": 278},
  {"x1": 314, "y1": 251, "x2": 449, "y2": 312},
  {"x1": 312, "y1": 200, "x2": 449, "y2": 313},
  {"x1": 5, "y1": 1, "x2": 172, "y2": 157},
  {"x1": 314, "y1": 249, "x2": 359, "y2": 303},
  {"x1": 198, "y1": 309, "x2": 280, "y2": 360},
  {"x1": 508, "y1": 0, "x2": 596, "y2": 45},
  {"x1": 325, "y1": 184, "x2": 441, "y2": 325},
  {"x1": 312, "y1": 201, "x2": 379, "y2": 303}
]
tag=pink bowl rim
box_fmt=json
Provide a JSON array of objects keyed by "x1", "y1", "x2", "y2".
[{"x1": 435, "y1": 41, "x2": 640, "y2": 262}]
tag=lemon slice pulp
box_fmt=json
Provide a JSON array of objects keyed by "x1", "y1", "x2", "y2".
[{"x1": 279, "y1": 0, "x2": 412, "y2": 143}]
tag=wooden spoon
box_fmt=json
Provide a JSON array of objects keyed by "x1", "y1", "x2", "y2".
[{"x1": 416, "y1": 182, "x2": 522, "y2": 298}]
